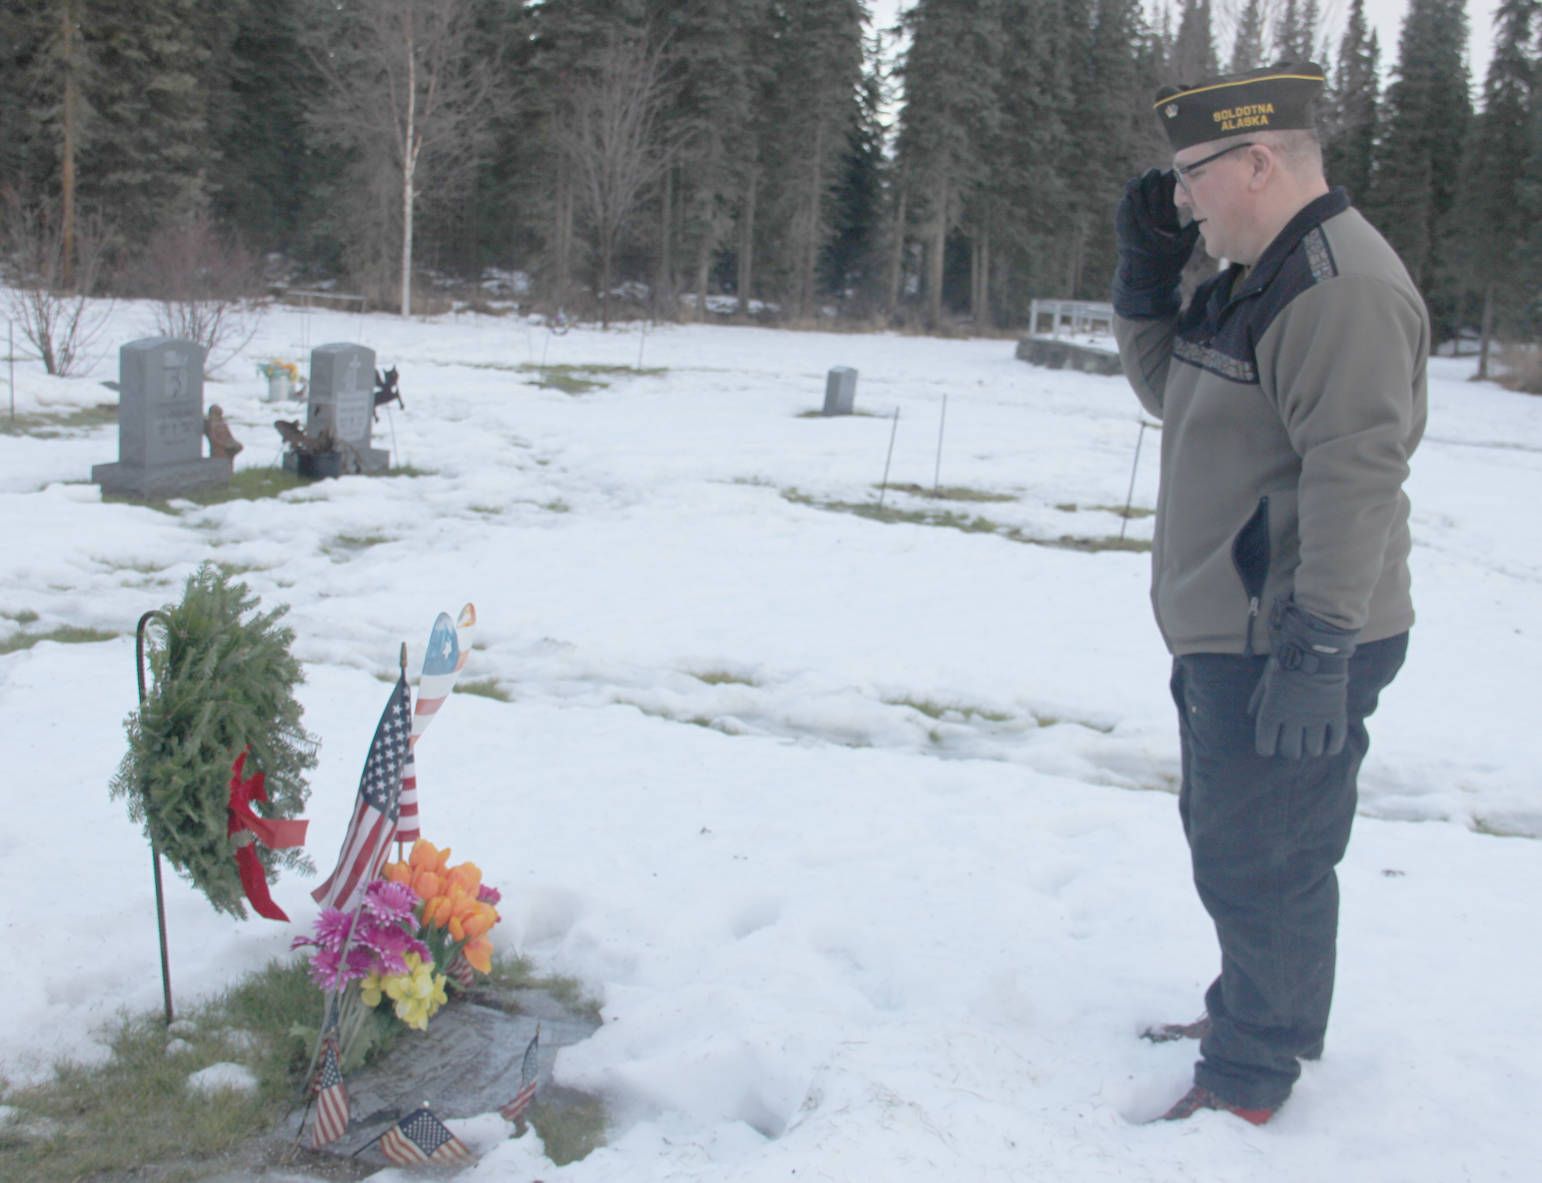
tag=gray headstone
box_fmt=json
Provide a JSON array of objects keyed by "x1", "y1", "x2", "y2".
[
  {"x1": 822, "y1": 366, "x2": 858, "y2": 415},
  {"x1": 304, "y1": 343, "x2": 389, "y2": 473},
  {"x1": 92, "y1": 337, "x2": 231, "y2": 497}
]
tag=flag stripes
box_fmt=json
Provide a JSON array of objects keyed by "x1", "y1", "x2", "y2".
[
  {"x1": 378, "y1": 1106, "x2": 472, "y2": 1166},
  {"x1": 499, "y1": 1026, "x2": 541, "y2": 1123},
  {"x1": 312, "y1": 672, "x2": 412, "y2": 910},
  {"x1": 308, "y1": 1036, "x2": 350, "y2": 1149}
]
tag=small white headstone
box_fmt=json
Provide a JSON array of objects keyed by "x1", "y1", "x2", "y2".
[{"x1": 822, "y1": 366, "x2": 857, "y2": 415}]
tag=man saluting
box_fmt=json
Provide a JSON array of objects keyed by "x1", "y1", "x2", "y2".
[{"x1": 1111, "y1": 62, "x2": 1428, "y2": 1124}]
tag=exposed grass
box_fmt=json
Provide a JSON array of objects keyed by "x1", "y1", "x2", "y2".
[
  {"x1": 0, "y1": 958, "x2": 313, "y2": 1183},
  {"x1": 101, "y1": 467, "x2": 309, "y2": 512},
  {"x1": 481, "y1": 954, "x2": 603, "y2": 1026},
  {"x1": 883, "y1": 482, "x2": 1017, "y2": 503},
  {"x1": 0, "y1": 953, "x2": 608, "y2": 1180},
  {"x1": 188, "y1": 467, "x2": 309, "y2": 505},
  {"x1": 2, "y1": 608, "x2": 40, "y2": 625},
  {"x1": 690, "y1": 669, "x2": 759, "y2": 687},
  {"x1": 885, "y1": 695, "x2": 1013, "y2": 724},
  {"x1": 795, "y1": 408, "x2": 883, "y2": 419},
  {"x1": 531, "y1": 1089, "x2": 608, "y2": 1167},
  {"x1": 782, "y1": 488, "x2": 1152, "y2": 553},
  {"x1": 543, "y1": 498, "x2": 572, "y2": 513},
  {"x1": 1056, "y1": 501, "x2": 1155, "y2": 520},
  {"x1": 323, "y1": 531, "x2": 394, "y2": 557},
  {"x1": 520, "y1": 363, "x2": 667, "y2": 396},
  {"x1": 0, "y1": 624, "x2": 118, "y2": 656},
  {"x1": 94, "y1": 557, "x2": 169, "y2": 575},
  {"x1": 455, "y1": 677, "x2": 514, "y2": 702},
  {"x1": 0, "y1": 402, "x2": 118, "y2": 437}
]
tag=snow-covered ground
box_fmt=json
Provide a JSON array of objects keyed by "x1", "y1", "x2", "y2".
[{"x1": 2, "y1": 298, "x2": 1539, "y2": 1180}]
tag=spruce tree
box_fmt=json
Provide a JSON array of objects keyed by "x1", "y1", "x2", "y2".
[
  {"x1": 1229, "y1": 0, "x2": 1266, "y2": 72},
  {"x1": 1172, "y1": 0, "x2": 1217, "y2": 82},
  {"x1": 658, "y1": 0, "x2": 764, "y2": 318},
  {"x1": 81, "y1": 0, "x2": 227, "y2": 242},
  {"x1": 991, "y1": 0, "x2": 1078, "y2": 312},
  {"x1": 1459, "y1": 0, "x2": 1538, "y2": 373},
  {"x1": 894, "y1": 0, "x2": 1004, "y2": 325},
  {"x1": 1324, "y1": 0, "x2": 1379, "y2": 202},
  {"x1": 1370, "y1": 0, "x2": 1472, "y2": 336}
]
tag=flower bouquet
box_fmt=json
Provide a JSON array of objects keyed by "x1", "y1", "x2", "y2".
[
  {"x1": 292, "y1": 840, "x2": 501, "y2": 1069},
  {"x1": 257, "y1": 358, "x2": 304, "y2": 401}
]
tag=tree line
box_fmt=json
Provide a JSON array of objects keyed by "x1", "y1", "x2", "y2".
[{"x1": 0, "y1": 0, "x2": 1536, "y2": 354}]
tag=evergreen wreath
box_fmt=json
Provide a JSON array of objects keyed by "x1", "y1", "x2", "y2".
[{"x1": 111, "y1": 563, "x2": 318, "y2": 919}]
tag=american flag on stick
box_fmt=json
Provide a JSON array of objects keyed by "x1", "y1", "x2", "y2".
[
  {"x1": 499, "y1": 1026, "x2": 541, "y2": 1124},
  {"x1": 377, "y1": 1105, "x2": 473, "y2": 1166},
  {"x1": 311, "y1": 671, "x2": 412, "y2": 910},
  {"x1": 396, "y1": 603, "x2": 476, "y2": 844},
  {"x1": 307, "y1": 1032, "x2": 350, "y2": 1149}
]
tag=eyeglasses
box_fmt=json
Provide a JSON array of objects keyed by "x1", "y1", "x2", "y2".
[{"x1": 1171, "y1": 141, "x2": 1255, "y2": 196}]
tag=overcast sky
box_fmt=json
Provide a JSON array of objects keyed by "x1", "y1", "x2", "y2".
[{"x1": 867, "y1": 1, "x2": 1500, "y2": 92}]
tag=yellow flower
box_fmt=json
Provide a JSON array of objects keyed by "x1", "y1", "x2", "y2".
[
  {"x1": 373, "y1": 952, "x2": 448, "y2": 1031},
  {"x1": 360, "y1": 970, "x2": 385, "y2": 1008}
]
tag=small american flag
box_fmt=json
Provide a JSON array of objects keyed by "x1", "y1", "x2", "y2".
[
  {"x1": 377, "y1": 1105, "x2": 473, "y2": 1166},
  {"x1": 499, "y1": 1026, "x2": 541, "y2": 1124},
  {"x1": 445, "y1": 950, "x2": 476, "y2": 989},
  {"x1": 396, "y1": 604, "x2": 475, "y2": 844},
  {"x1": 311, "y1": 673, "x2": 412, "y2": 910},
  {"x1": 308, "y1": 1035, "x2": 350, "y2": 1148}
]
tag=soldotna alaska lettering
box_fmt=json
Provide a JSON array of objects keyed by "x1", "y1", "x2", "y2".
[{"x1": 1213, "y1": 101, "x2": 1274, "y2": 132}]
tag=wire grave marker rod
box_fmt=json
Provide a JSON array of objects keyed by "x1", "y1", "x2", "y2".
[{"x1": 135, "y1": 609, "x2": 176, "y2": 1026}]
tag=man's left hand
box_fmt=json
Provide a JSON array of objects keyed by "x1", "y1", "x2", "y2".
[{"x1": 1250, "y1": 598, "x2": 1361, "y2": 758}]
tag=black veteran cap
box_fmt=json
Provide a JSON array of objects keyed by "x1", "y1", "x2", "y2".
[{"x1": 1154, "y1": 61, "x2": 1326, "y2": 152}]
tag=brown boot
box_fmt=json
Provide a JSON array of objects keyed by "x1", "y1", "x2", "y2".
[{"x1": 1159, "y1": 1084, "x2": 1273, "y2": 1126}]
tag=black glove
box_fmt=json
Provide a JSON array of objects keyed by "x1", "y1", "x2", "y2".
[
  {"x1": 1111, "y1": 168, "x2": 1199, "y2": 319},
  {"x1": 1249, "y1": 598, "x2": 1361, "y2": 759}
]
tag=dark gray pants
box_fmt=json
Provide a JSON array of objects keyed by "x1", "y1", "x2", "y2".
[{"x1": 1169, "y1": 634, "x2": 1408, "y2": 1110}]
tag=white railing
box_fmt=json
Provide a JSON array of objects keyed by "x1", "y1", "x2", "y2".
[{"x1": 1027, "y1": 298, "x2": 1114, "y2": 338}]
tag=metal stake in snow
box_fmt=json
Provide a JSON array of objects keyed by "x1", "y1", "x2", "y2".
[
  {"x1": 1121, "y1": 420, "x2": 1157, "y2": 540},
  {"x1": 933, "y1": 394, "x2": 948, "y2": 493},
  {"x1": 878, "y1": 407, "x2": 901, "y2": 508},
  {"x1": 135, "y1": 610, "x2": 176, "y2": 1026}
]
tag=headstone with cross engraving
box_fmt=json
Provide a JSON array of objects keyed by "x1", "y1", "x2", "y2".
[
  {"x1": 295, "y1": 342, "x2": 389, "y2": 475},
  {"x1": 91, "y1": 338, "x2": 231, "y2": 497}
]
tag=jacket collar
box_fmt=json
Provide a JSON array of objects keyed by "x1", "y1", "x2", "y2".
[{"x1": 1228, "y1": 186, "x2": 1350, "y2": 301}]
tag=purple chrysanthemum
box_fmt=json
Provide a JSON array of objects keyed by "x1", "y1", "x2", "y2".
[
  {"x1": 363, "y1": 879, "x2": 419, "y2": 923},
  {"x1": 343, "y1": 946, "x2": 376, "y2": 982},
  {"x1": 477, "y1": 884, "x2": 501, "y2": 906},
  {"x1": 307, "y1": 947, "x2": 346, "y2": 991},
  {"x1": 361, "y1": 922, "x2": 413, "y2": 958},
  {"x1": 313, "y1": 907, "x2": 354, "y2": 952}
]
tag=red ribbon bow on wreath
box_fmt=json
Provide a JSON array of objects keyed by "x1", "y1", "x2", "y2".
[{"x1": 228, "y1": 749, "x2": 309, "y2": 921}]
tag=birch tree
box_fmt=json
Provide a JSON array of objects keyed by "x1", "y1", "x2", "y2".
[{"x1": 305, "y1": 0, "x2": 490, "y2": 316}]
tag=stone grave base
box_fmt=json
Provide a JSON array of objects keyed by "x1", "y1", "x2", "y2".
[
  {"x1": 280, "y1": 984, "x2": 600, "y2": 1170},
  {"x1": 92, "y1": 456, "x2": 232, "y2": 498},
  {"x1": 1015, "y1": 336, "x2": 1124, "y2": 376},
  {"x1": 283, "y1": 447, "x2": 390, "y2": 479}
]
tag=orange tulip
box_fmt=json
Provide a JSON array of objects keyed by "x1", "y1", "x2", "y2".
[
  {"x1": 462, "y1": 935, "x2": 493, "y2": 974},
  {"x1": 409, "y1": 840, "x2": 451, "y2": 873},
  {"x1": 446, "y1": 863, "x2": 482, "y2": 895},
  {"x1": 411, "y1": 870, "x2": 445, "y2": 902}
]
